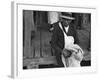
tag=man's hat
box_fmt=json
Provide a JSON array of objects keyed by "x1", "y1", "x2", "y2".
[{"x1": 60, "y1": 12, "x2": 75, "y2": 20}]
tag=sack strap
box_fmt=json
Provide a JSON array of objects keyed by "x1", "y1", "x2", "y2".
[{"x1": 61, "y1": 22, "x2": 68, "y2": 36}]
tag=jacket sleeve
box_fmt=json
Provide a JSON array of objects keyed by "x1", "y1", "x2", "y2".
[{"x1": 50, "y1": 26, "x2": 63, "y2": 53}]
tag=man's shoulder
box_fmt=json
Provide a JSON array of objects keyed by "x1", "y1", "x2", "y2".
[
  {"x1": 53, "y1": 22, "x2": 59, "y2": 27},
  {"x1": 69, "y1": 23, "x2": 76, "y2": 30},
  {"x1": 52, "y1": 22, "x2": 60, "y2": 30}
]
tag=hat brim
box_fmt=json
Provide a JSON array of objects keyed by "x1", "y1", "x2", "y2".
[{"x1": 60, "y1": 15, "x2": 75, "y2": 20}]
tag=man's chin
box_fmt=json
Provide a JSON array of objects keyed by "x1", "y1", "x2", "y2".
[{"x1": 64, "y1": 25, "x2": 68, "y2": 27}]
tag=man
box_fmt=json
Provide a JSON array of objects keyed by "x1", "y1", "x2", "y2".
[{"x1": 51, "y1": 12, "x2": 80, "y2": 67}]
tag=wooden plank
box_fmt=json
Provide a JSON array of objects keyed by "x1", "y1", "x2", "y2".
[
  {"x1": 23, "y1": 10, "x2": 34, "y2": 58},
  {"x1": 23, "y1": 56, "x2": 57, "y2": 67}
]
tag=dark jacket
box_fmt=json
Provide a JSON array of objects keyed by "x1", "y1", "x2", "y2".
[{"x1": 51, "y1": 22, "x2": 79, "y2": 54}]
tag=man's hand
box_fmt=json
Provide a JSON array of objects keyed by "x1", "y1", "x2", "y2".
[{"x1": 62, "y1": 49, "x2": 72, "y2": 58}]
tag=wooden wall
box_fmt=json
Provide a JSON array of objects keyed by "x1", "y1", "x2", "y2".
[{"x1": 23, "y1": 10, "x2": 35, "y2": 58}]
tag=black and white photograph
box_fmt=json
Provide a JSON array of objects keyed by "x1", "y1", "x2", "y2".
[
  {"x1": 23, "y1": 10, "x2": 91, "y2": 69},
  {"x1": 11, "y1": 2, "x2": 97, "y2": 78},
  {"x1": 0, "y1": 0, "x2": 99, "y2": 79}
]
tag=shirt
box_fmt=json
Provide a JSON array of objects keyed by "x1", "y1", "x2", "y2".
[{"x1": 59, "y1": 22, "x2": 74, "y2": 49}]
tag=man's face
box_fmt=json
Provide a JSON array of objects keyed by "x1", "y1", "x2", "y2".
[{"x1": 61, "y1": 18, "x2": 72, "y2": 27}]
